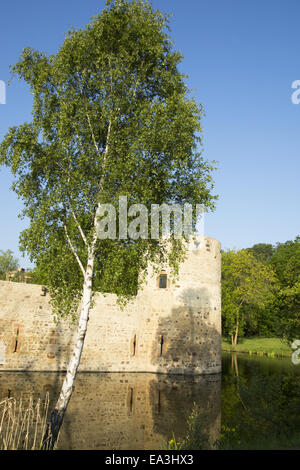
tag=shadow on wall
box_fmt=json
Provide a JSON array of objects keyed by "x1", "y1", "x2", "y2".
[{"x1": 151, "y1": 287, "x2": 221, "y2": 374}]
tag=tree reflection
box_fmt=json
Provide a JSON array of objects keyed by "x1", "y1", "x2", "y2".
[{"x1": 181, "y1": 354, "x2": 300, "y2": 450}]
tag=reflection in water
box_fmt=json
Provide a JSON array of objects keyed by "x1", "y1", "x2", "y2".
[
  {"x1": 0, "y1": 372, "x2": 221, "y2": 450},
  {"x1": 221, "y1": 353, "x2": 300, "y2": 450},
  {"x1": 3, "y1": 354, "x2": 297, "y2": 450},
  {"x1": 1, "y1": 354, "x2": 299, "y2": 450}
]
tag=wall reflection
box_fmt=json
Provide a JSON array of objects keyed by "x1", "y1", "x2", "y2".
[{"x1": 0, "y1": 372, "x2": 221, "y2": 450}]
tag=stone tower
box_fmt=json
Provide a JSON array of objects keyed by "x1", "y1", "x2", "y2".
[{"x1": 0, "y1": 235, "x2": 221, "y2": 375}]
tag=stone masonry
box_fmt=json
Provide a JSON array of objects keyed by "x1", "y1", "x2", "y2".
[{"x1": 0, "y1": 235, "x2": 221, "y2": 375}]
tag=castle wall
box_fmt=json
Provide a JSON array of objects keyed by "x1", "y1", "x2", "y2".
[{"x1": 0, "y1": 236, "x2": 221, "y2": 375}]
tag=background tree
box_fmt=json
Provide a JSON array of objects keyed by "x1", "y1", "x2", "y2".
[
  {"x1": 270, "y1": 237, "x2": 300, "y2": 342},
  {"x1": 0, "y1": 0, "x2": 216, "y2": 447},
  {"x1": 0, "y1": 249, "x2": 19, "y2": 279},
  {"x1": 246, "y1": 243, "x2": 275, "y2": 264},
  {"x1": 222, "y1": 249, "x2": 277, "y2": 346}
]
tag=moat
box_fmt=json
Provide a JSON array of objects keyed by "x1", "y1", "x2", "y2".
[{"x1": 0, "y1": 353, "x2": 299, "y2": 450}]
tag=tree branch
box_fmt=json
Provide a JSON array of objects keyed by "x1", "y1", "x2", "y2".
[
  {"x1": 132, "y1": 59, "x2": 144, "y2": 98},
  {"x1": 64, "y1": 224, "x2": 86, "y2": 277},
  {"x1": 93, "y1": 119, "x2": 112, "y2": 244},
  {"x1": 69, "y1": 206, "x2": 88, "y2": 246},
  {"x1": 86, "y1": 111, "x2": 102, "y2": 158}
]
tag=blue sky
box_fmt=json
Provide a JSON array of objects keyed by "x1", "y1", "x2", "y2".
[{"x1": 0, "y1": 0, "x2": 299, "y2": 267}]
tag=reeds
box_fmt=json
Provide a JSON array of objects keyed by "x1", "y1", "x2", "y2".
[{"x1": 0, "y1": 393, "x2": 55, "y2": 450}]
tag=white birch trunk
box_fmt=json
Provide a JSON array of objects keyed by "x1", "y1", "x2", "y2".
[
  {"x1": 44, "y1": 244, "x2": 96, "y2": 448},
  {"x1": 44, "y1": 119, "x2": 111, "y2": 449}
]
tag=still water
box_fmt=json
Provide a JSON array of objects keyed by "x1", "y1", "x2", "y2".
[
  {"x1": 221, "y1": 352, "x2": 300, "y2": 449},
  {"x1": 0, "y1": 353, "x2": 299, "y2": 450}
]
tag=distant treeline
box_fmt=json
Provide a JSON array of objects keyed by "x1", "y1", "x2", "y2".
[{"x1": 222, "y1": 236, "x2": 300, "y2": 344}]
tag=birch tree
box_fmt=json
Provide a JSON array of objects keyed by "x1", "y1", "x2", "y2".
[{"x1": 0, "y1": 0, "x2": 216, "y2": 447}]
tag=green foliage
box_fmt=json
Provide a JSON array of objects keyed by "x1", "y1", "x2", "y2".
[
  {"x1": 178, "y1": 403, "x2": 212, "y2": 450},
  {"x1": 227, "y1": 237, "x2": 300, "y2": 343},
  {"x1": 166, "y1": 432, "x2": 183, "y2": 450},
  {"x1": 269, "y1": 237, "x2": 300, "y2": 342},
  {"x1": 0, "y1": 249, "x2": 19, "y2": 279},
  {"x1": 222, "y1": 249, "x2": 278, "y2": 344},
  {"x1": 246, "y1": 243, "x2": 275, "y2": 264},
  {"x1": 271, "y1": 237, "x2": 300, "y2": 286},
  {"x1": 0, "y1": 0, "x2": 216, "y2": 320}
]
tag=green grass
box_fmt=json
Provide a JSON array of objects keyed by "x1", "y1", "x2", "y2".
[{"x1": 222, "y1": 336, "x2": 291, "y2": 357}]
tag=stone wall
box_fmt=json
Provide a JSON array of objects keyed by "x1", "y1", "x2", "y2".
[{"x1": 0, "y1": 236, "x2": 221, "y2": 375}]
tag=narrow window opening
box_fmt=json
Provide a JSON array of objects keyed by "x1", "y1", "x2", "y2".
[
  {"x1": 133, "y1": 334, "x2": 136, "y2": 356},
  {"x1": 8, "y1": 389, "x2": 11, "y2": 398},
  {"x1": 194, "y1": 242, "x2": 200, "y2": 255},
  {"x1": 129, "y1": 388, "x2": 133, "y2": 412},
  {"x1": 160, "y1": 335, "x2": 164, "y2": 356},
  {"x1": 13, "y1": 328, "x2": 19, "y2": 353},
  {"x1": 159, "y1": 274, "x2": 167, "y2": 289}
]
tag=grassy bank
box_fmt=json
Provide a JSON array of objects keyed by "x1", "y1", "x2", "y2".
[{"x1": 222, "y1": 336, "x2": 292, "y2": 357}]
